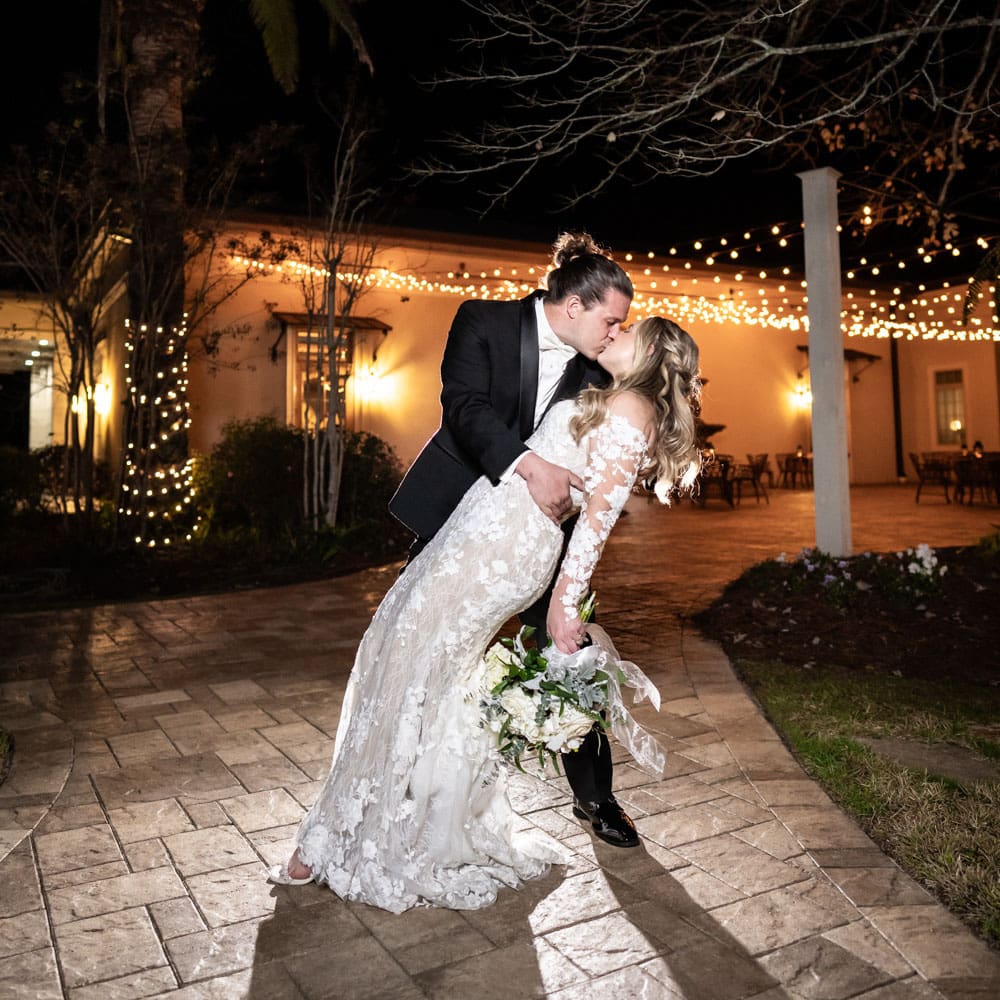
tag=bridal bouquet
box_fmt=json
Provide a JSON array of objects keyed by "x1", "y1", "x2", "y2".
[{"x1": 479, "y1": 594, "x2": 625, "y2": 771}]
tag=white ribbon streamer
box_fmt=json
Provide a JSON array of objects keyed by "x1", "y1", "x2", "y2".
[{"x1": 542, "y1": 624, "x2": 667, "y2": 778}]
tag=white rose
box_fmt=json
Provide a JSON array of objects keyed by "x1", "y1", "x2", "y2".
[
  {"x1": 499, "y1": 688, "x2": 541, "y2": 740},
  {"x1": 483, "y1": 644, "x2": 514, "y2": 690}
]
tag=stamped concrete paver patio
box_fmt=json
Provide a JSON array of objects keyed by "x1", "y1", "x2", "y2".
[{"x1": 2, "y1": 485, "x2": 999, "y2": 999}]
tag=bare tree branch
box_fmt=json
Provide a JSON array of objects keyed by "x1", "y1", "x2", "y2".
[
  {"x1": 279, "y1": 86, "x2": 381, "y2": 529},
  {"x1": 420, "y1": 0, "x2": 999, "y2": 241},
  {"x1": 0, "y1": 129, "x2": 120, "y2": 520}
]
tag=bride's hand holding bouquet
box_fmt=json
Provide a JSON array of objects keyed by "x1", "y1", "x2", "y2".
[{"x1": 479, "y1": 593, "x2": 666, "y2": 777}]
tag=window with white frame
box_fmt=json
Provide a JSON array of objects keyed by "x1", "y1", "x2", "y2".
[
  {"x1": 273, "y1": 312, "x2": 390, "y2": 432},
  {"x1": 933, "y1": 369, "x2": 966, "y2": 446}
]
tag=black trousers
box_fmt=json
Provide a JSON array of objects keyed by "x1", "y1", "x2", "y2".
[
  {"x1": 517, "y1": 590, "x2": 613, "y2": 803},
  {"x1": 405, "y1": 527, "x2": 613, "y2": 803}
]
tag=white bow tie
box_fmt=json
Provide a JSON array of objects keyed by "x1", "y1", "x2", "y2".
[{"x1": 537, "y1": 326, "x2": 575, "y2": 358}]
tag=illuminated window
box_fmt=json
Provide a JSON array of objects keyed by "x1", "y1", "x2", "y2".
[
  {"x1": 295, "y1": 326, "x2": 352, "y2": 431},
  {"x1": 934, "y1": 369, "x2": 965, "y2": 446},
  {"x1": 273, "y1": 312, "x2": 390, "y2": 432}
]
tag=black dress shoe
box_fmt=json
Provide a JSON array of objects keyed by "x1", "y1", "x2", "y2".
[{"x1": 572, "y1": 797, "x2": 640, "y2": 848}]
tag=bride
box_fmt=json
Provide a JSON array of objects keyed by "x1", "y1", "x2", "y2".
[{"x1": 268, "y1": 315, "x2": 702, "y2": 912}]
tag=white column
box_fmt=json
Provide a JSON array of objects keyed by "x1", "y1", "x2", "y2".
[
  {"x1": 798, "y1": 166, "x2": 852, "y2": 556},
  {"x1": 29, "y1": 362, "x2": 54, "y2": 450}
]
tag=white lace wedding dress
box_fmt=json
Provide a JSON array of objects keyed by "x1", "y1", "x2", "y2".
[{"x1": 293, "y1": 399, "x2": 648, "y2": 912}]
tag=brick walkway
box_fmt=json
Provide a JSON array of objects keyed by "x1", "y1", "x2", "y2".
[{"x1": 2, "y1": 485, "x2": 998, "y2": 999}]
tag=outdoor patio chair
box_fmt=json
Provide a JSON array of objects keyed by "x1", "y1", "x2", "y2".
[
  {"x1": 776, "y1": 452, "x2": 812, "y2": 488},
  {"x1": 909, "y1": 452, "x2": 951, "y2": 504},
  {"x1": 730, "y1": 454, "x2": 768, "y2": 505},
  {"x1": 728, "y1": 461, "x2": 754, "y2": 505},
  {"x1": 953, "y1": 457, "x2": 994, "y2": 505},
  {"x1": 743, "y1": 452, "x2": 771, "y2": 504},
  {"x1": 775, "y1": 453, "x2": 789, "y2": 488},
  {"x1": 694, "y1": 454, "x2": 735, "y2": 508}
]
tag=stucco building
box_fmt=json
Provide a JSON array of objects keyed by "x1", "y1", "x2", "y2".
[{"x1": 3, "y1": 222, "x2": 998, "y2": 489}]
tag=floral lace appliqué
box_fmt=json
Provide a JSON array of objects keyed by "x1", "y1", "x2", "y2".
[{"x1": 292, "y1": 400, "x2": 638, "y2": 912}]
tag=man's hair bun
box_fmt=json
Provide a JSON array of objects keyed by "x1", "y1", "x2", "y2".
[
  {"x1": 543, "y1": 231, "x2": 632, "y2": 306},
  {"x1": 551, "y1": 232, "x2": 603, "y2": 267}
]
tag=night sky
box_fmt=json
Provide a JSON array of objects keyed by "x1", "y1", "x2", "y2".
[
  {"x1": 5, "y1": 2, "x2": 802, "y2": 250},
  {"x1": 192, "y1": 0, "x2": 803, "y2": 251},
  {"x1": 3, "y1": 1, "x2": 983, "y2": 276}
]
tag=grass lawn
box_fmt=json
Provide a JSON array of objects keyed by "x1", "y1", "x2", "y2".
[
  {"x1": 695, "y1": 534, "x2": 1000, "y2": 949},
  {"x1": 736, "y1": 658, "x2": 1000, "y2": 945}
]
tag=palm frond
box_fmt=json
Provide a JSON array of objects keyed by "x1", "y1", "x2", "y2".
[
  {"x1": 248, "y1": 0, "x2": 300, "y2": 94},
  {"x1": 315, "y1": 0, "x2": 373, "y2": 74}
]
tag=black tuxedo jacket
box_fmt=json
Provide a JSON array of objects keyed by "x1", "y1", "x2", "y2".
[{"x1": 389, "y1": 291, "x2": 610, "y2": 540}]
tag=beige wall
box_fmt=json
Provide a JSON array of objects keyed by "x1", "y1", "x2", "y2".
[
  {"x1": 9, "y1": 229, "x2": 995, "y2": 496},
  {"x1": 180, "y1": 229, "x2": 998, "y2": 489},
  {"x1": 341, "y1": 288, "x2": 451, "y2": 466},
  {"x1": 186, "y1": 275, "x2": 459, "y2": 466},
  {"x1": 187, "y1": 305, "x2": 291, "y2": 459},
  {"x1": 897, "y1": 338, "x2": 1000, "y2": 457},
  {"x1": 678, "y1": 321, "x2": 808, "y2": 479},
  {"x1": 844, "y1": 341, "x2": 897, "y2": 484}
]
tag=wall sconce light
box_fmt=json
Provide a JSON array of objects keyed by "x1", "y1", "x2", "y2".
[
  {"x1": 793, "y1": 382, "x2": 813, "y2": 410},
  {"x1": 351, "y1": 328, "x2": 391, "y2": 403},
  {"x1": 354, "y1": 361, "x2": 383, "y2": 401},
  {"x1": 70, "y1": 382, "x2": 112, "y2": 417},
  {"x1": 94, "y1": 382, "x2": 112, "y2": 417}
]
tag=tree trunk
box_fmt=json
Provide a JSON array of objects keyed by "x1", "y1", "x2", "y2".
[{"x1": 114, "y1": 0, "x2": 204, "y2": 546}]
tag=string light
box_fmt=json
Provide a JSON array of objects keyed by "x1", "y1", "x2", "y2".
[
  {"x1": 230, "y1": 217, "x2": 997, "y2": 341},
  {"x1": 119, "y1": 317, "x2": 200, "y2": 545},
  {"x1": 233, "y1": 247, "x2": 997, "y2": 341}
]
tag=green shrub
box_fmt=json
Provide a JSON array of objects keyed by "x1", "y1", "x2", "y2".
[
  {"x1": 337, "y1": 431, "x2": 401, "y2": 525},
  {"x1": 193, "y1": 419, "x2": 409, "y2": 561},
  {"x1": 335, "y1": 431, "x2": 410, "y2": 557},
  {"x1": 194, "y1": 416, "x2": 306, "y2": 543},
  {"x1": 977, "y1": 529, "x2": 1000, "y2": 562},
  {"x1": 31, "y1": 445, "x2": 114, "y2": 507}
]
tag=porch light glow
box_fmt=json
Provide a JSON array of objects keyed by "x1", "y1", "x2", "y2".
[{"x1": 94, "y1": 382, "x2": 111, "y2": 417}]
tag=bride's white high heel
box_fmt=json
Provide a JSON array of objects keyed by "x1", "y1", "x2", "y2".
[{"x1": 267, "y1": 863, "x2": 314, "y2": 886}]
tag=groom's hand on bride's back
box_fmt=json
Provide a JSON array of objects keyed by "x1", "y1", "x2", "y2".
[{"x1": 516, "y1": 453, "x2": 584, "y2": 525}]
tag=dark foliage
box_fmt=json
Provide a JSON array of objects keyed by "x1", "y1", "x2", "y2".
[
  {"x1": 693, "y1": 537, "x2": 1000, "y2": 688},
  {"x1": 0, "y1": 446, "x2": 44, "y2": 525},
  {"x1": 194, "y1": 416, "x2": 307, "y2": 544},
  {"x1": 335, "y1": 430, "x2": 410, "y2": 557},
  {"x1": 0, "y1": 419, "x2": 411, "y2": 609}
]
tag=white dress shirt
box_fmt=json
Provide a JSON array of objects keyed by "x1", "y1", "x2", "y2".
[
  {"x1": 501, "y1": 298, "x2": 577, "y2": 481},
  {"x1": 532, "y1": 297, "x2": 578, "y2": 427}
]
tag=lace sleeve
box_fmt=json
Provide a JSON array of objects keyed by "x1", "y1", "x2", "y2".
[{"x1": 551, "y1": 414, "x2": 648, "y2": 622}]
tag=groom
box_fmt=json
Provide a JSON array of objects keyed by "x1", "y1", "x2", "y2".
[{"x1": 389, "y1": 232, "x2": 640, "y2": 847}]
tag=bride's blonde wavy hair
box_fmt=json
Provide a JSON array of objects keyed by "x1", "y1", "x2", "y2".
[{"x1": 570, "y1": 317, "x2": 703, "y2": 502}]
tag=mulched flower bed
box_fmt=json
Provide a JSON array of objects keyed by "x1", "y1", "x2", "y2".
[{"x1": 693, "y1": 542, "x2": 1000, "y2": 689}]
